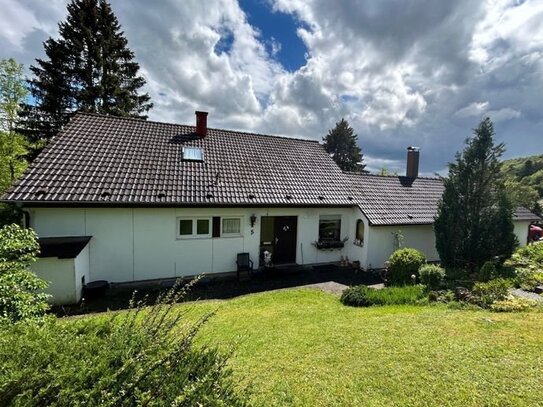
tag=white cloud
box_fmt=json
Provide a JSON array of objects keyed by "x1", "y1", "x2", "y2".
[
  {"x1": 455, "y1": 101, "x2": 490, "y2": 118},
  {"x1": 0, "y1": 0, "x2": 542, "y2": 172}
]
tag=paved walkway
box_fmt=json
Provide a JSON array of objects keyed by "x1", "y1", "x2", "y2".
[{"x1": 510, "y1": 288, "x2": 543, "y2": 302}]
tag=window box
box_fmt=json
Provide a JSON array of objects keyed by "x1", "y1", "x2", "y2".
[{"x1": 313, "y1": 240, "x2": 345, "y2": 250}]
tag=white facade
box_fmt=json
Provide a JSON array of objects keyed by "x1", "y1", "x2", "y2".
[
  {"x1": 29, "y1": 206, "x2": 362, "y2": 284},
  {"x1": 32, "y1": 244, "x2": 89, "y2": 305},
  {"x1": 28, "y1": 206, "x2": 533, "y2": 295}
]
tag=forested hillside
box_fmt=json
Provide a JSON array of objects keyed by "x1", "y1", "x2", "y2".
[{"x1": 500, "y1": 154, "x2": 543, "y2": 215}]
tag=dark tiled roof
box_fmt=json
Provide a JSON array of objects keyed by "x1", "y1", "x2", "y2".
[
  {"x1": 513, "y1": 206, "x2": 542, "y2": 222},
  {"x1": 345, "y1": 173, "x2": 444, "y2": 225},
  {"x1": 3, "y1": 113, "x2": 354, "y2": 206},
  {"x1": 38, "y1": 236, "x2": 92, "y2": 258}
]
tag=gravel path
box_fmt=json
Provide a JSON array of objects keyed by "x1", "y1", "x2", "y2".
[{"x1": 510, "y1": 288, "x2": 543, "y2": 302}]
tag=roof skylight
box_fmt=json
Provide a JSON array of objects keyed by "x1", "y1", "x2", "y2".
[{"x1": 183, "y1": 147, "x2": 204, "y2": 161}]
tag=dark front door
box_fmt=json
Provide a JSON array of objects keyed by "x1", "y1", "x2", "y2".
[{"x1": 273, "y1": 216, "x2": 297, "y2": 264}]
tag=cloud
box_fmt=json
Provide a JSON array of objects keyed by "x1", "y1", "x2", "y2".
[{"x1": 0, "y1": 0, "x2": 542, "y2": 173}]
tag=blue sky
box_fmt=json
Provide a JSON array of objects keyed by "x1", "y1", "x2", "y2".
[
  {"x1": 1, "y1": 0, "x2": 542, "y2": 175},
  {"x1": 238, "y1": 0, "x2": 307, "y2": 71}
]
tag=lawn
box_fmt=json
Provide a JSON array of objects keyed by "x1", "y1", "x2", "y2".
[{"x1": 177, "y1": 288, "x2": 543, "y2": 407}]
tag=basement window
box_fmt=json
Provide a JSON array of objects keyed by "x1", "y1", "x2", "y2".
[
  {"x1": 183, "y1": 147, "x2": 204, "y2": 161},
  {"x1": 177, "y1": 218, "x2": 211, "y2": 238}
]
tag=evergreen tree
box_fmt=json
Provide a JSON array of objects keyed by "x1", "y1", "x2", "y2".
[
  {"x1": 22, "y1": 0, "x2": 152, "y2": 141},
  {"x1": 323, "y1": 118, "x2": 365, "y2": 172},
  {"x1": 434, "y1": 118, "x2": 517, "y2": 270}
]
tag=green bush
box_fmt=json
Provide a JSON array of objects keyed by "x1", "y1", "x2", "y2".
[
  {"x1": 506, "y1": 244, "x2": 543, "y2": 269},
  {"x1": 0, "y1": 279, "x2": 247, "y2": 406},
  {"x1": 490, "y1": 296, "x2": 538, "y2": 312},
  {"x1": 419, "y1": 264, "x2": 445, "y2": 289},
  {"x1": 477, "y1": 261, "x2": 498, "y2": 282},
  {"x1": 341, "y1": 285, "x2": 425, "y2": 307},
  {"x1": 514, "y1": 268, "x2": 543, "y2": 292},
  {"x1": 387, "y1": 248, "x2": 426, "y2": 286},
  {"x1": 0, "y1": 224, "x2": 49, "y2": 323},
  {"x1": 471, "y1": 278, "x2": 512, "y2": 307}
]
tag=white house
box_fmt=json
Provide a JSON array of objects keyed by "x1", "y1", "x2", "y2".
[{"x1": 2, "y1": 112, "x2": 539, "y2": 304}]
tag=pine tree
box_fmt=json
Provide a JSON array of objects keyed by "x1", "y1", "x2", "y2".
[
  {"x1": 22, "y1": 0, "x2": 152, "y2": 141},
  {"x1": 434, "y1": 118, "x2": 518, "y2": 270},
  {"x1": 323, "y1": 118, "x2": 365, "y2": 172}
]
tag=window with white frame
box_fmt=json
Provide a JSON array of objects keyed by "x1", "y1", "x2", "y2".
[
  {"x1": 221, "y1": 217, "x2": 242, "y2": 236},
  {"x1": 177, "y1": 218, "x2": 211, "y2": 238},
  {"x1": 182, "y1": 147, "x2": 204, "y2": 161}
]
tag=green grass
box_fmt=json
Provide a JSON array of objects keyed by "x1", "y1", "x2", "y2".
[{"x1": 175, "y1": 289, "x2": 543, "y2": 407}]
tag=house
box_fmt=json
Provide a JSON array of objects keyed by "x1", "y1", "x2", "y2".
[{"x1": 2, "y1": 112, "x2": 539, "y2": 304}]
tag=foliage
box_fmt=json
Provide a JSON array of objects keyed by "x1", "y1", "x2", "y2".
[
  {"x1": 514, "y1": 268, "x2": 543, "y2": 292},
  {"x1": 428, "y1": 289, "x2": 455, "y2": 303},
  {"x1": 471, "y1": 278, "x2": 512, "y2": 307},
  {"x1": 477, "y1": 261, "x2": 498, "y2": 282},
  {"x1": 490, "y1": 295, "x2": 538, "y2": 312},
  {"x1": 0, "y1": 279, "x2": 246, "y2": 406},
  {"x1": 419, "y1": 264, "x2": 445, "y2": 290},
  {"x1": 341, "y1": 284, "x2": 426, "y2": 307},
  {"x1": 387, "y1": 248, "x2": 426, "y2": 286},
  {"x1": 22, "y1": 0, "x2": 152, "y2": 141},
  {"x1": 0, "y1": 59, "x2": 29, "y2": 193},
  {"x1": 0, "y1": 224, "x2": 49, "y2": 323},
  {"x1": 500, "y1": 154, "x2": 543, "y2": 205},
  {"x1": 506, "y1": 243, "x2": 543, "y2": 269},
  {"x1": 435, "y1": 118, "x2": 518, "y2": 270},
  {"x1": 502, "y1": 178, "x2": 540, "y2": 216},
  {"x1": 323, "y1": 118, "x2": 365, "y2": 172}
]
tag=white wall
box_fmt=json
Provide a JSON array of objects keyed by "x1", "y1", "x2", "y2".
[
  {"x1": 513, "y1": 221, "x2": 529, "y2": 247},
  {"x1": 364, "y1": 224, "x2": 439, "y2": 270},
  {"x1": 32, "y1": 257, "x2": 76, "y2": 304},
  {"x1": 29, "y1": 207, "x2": 356, "y2": 283},
  {"x1": 74, "y1": 244, "x2": 90, "y2": 302}
]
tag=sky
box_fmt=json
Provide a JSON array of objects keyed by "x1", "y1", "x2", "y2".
[{"x1": 0, "y1": 0, "x2": 542, "y2": 175}]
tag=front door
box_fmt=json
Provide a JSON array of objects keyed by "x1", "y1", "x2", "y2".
[{"x1": 273, "y1": 216, "x2": 297, "y2": 264}]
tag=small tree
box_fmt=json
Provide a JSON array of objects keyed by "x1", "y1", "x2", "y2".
[
  {"x1": 0, "y1": 59, "x2": 30, "y2": 225},
  {"x1": 0, "y1": 224, "x2": 49, "y2": 323},
  {"x1": 434, "y1": 118, "x2": 518, "y2": 271},
  {"x1": 323, "y1": 118, "x2": 365, "y2": 172}
]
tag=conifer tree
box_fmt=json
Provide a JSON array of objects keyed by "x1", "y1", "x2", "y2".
[
  {"x1": 323, "y1": 118, "x2": 365, "y2": 172},
  {"x1": 434, "y1": 118, "x2": 517, "y2": 270},
  {"x1": 22, "y1": 0, "x2": 152, "y2": 141}
]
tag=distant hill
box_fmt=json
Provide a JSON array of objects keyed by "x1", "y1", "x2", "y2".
[{"x1": 501, "y1": 154, "x2": 543, "y2": 198}]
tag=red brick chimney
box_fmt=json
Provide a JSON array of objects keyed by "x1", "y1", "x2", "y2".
[
  {"x1": 406, "y1": 146, "x2": 420, "y2": 178},
  {"x1": 195, "y1": 111, "x2": 208, "y2": 137}
]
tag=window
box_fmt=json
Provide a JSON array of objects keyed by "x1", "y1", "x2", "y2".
[
  {"x1": 354, "y1": 219, "x2": 365, "y2": 246},
  {"x1": 319, "y1": 215, "x2": 341, "y2": 242},
  {"x1": 183, "y1": 147, "x2": 204, "y2": 161},
  {"x1": 177, "y1": 218, "x2": 211, "y2": 238},
  {"x1": 222, "y1": 217, "x2": 242, "y2": 236}
]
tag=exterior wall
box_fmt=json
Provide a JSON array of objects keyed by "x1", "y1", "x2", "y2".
[
  {"x1": 364, "y1": 224, "x2": 439, "y2": 270},
  {"x1": 513, "y1": 221, "x2": 530, "y2": 247},
  {"x1": 32, "y1": 257, "x2": 76, "y2": 305},
  {"x1": 74, "y1": 244, "x2": 90, "y2": 302},
  {"x1": 28, "y1": 207, "x2": 357, "y2": 283}
]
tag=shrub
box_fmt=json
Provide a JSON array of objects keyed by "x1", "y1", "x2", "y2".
[
  {"x1": 341, "y1": 285, "x2": 425, "y2": 307},
  {"x1": 477, "y1": 261, "x2": 498, "y2": 282},
  {"x1": 514, "y1": 268, "x2": 543, "y2": 292},
  {"x1": 506, "y1": 244, "x2": 543, "y2": 269},
  {"x1": 387, "y1": 248, "x2": 426, "y2": 286},
  {"x1": 471, "y1": 278, "x2": 512, "y2": 307},
  {"x1": 490, "y1": 296, "x2": 538, "y2": 312},
  {"x1": 0, "y1": 279, "x2": 247, "y2": 406},
  {"x1": 419, "y1": 264, "x2": 445, "y2": 290},
  {"x1": 428, "y1": 289, "x2": 455, "y2": 303},
  {"x1": 0, "y1": 224, "x2": 49, "y2": 323}
]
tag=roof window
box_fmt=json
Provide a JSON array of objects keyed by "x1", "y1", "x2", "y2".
[{"x1": 183, "y1": 147, "x2": 204, "y2": 161}]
